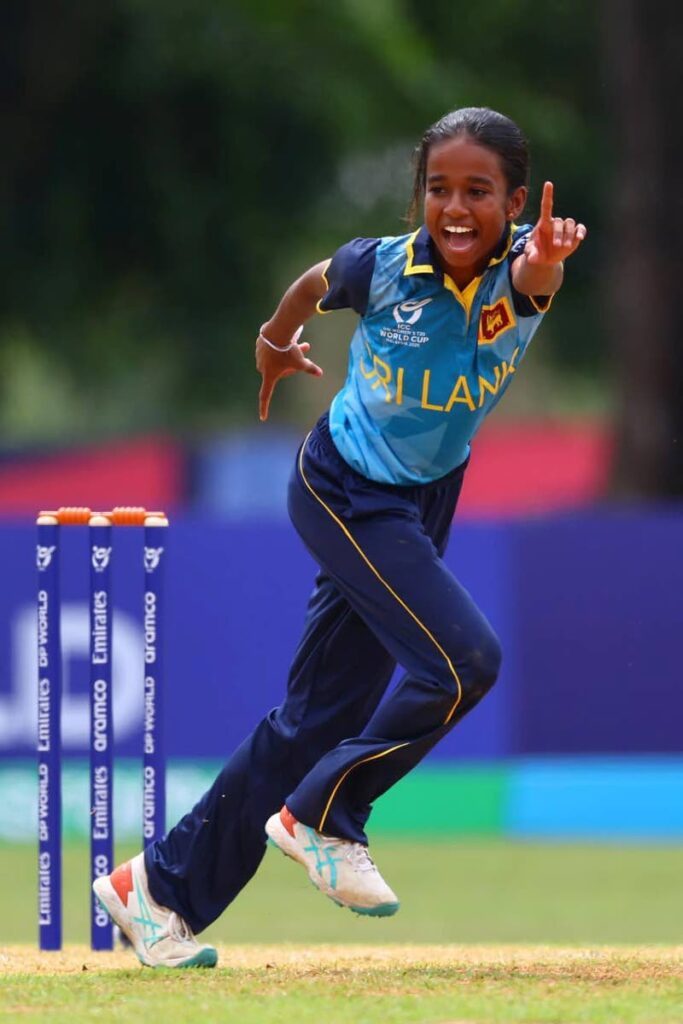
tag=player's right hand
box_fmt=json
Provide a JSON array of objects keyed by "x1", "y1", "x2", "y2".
[
  {"x1": 256, "y1": 329, "x2": 323, "y2": 422},
  {"x1": 524, "y1": 181, "x2": 587, "y2": 265}
]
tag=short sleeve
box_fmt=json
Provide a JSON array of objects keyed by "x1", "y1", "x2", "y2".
[
  {"x1": 317, "y1": 237, "x2": 380, "y2": 316},
  {"x1": 508, "y1": 230, "x2": 553, "y2": 316}
]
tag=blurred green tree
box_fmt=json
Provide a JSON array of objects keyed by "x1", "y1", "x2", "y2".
[
  {"x1": 7, "y1": 1, "x2": 673, "y2": 498},
  {"x1": 602, "y1": 0, "x2": 683, "y2": 497}
]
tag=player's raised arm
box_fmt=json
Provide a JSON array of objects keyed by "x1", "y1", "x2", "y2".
[
  {"x1": 512, "y1": 181, "x2": 587, "y2": 297},
  {"x1": 256, "y1": 261, "x2": 329, "y2": 421}
]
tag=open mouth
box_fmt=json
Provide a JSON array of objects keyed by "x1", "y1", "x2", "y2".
[{"x1": 441, "y1": 225, "x2": 477, "y2": 253}]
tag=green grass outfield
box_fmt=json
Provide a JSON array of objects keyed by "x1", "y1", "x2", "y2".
[
  {"x1": 2, "y1": 840, "x2": 682, "y2": 1022},
  {"x1": 3, "y1": 945, "x2": 682, "y2": 1024}
]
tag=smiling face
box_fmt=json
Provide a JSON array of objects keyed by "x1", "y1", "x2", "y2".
[{"x1": 423, "y1": 135, "x2": 527, "y2": 288}]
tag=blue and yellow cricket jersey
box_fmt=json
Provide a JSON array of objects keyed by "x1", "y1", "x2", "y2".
[{"x1": 318, "y1": 224, "x2": 551, "y2": 485}]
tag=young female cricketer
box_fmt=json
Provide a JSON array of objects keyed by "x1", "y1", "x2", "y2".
[{"x1": 94, "y1": 106, "x2": 587, "y2": 967}]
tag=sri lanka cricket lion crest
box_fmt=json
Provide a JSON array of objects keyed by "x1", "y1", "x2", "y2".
[{"x1": 478, "y1": 298, "x2": 515, "y2": 345}]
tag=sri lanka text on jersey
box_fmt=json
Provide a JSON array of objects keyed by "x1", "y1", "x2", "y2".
[{"x1": 359, "y1": 345, "x2": 520, "y2": 411}]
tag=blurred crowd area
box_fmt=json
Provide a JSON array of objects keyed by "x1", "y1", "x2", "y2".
[
  {"x1": 1, "y1": 1, "x2": 680, "y2": 511},
  {"x1": 0, "y1": 425, "x2": 611, "y2": 520}
]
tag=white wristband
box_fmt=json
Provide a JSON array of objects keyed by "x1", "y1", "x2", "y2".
[{"x1": 258, "y1": 324, "x2": 303, "y2": 352}]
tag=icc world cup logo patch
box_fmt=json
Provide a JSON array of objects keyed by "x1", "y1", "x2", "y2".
[
  {"x1": 392, "y1": 298, "x2": 432, "y2": 326},
  {"x1": 478, "y1": 297, "x2": 515, "y2": 345}
]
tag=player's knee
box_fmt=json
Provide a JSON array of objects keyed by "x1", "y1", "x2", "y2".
[
  {"x1": 451, "y1": 627, "x2": 502, "y2": 704},
  {"x1": 468, "y1": 629, "x2": 502, "y2": 695}
]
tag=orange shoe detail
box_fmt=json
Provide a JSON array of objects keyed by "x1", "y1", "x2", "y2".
[
  {"x1": 110, "y1": 861, "x2": 134, "y2": 906},
  {"x1": 280, "y1": 806, "x2": 298, "y2": 837}
]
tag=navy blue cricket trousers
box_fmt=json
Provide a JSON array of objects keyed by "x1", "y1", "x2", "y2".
[{"x1": 146, "y1": 414, "x2": 501, "y2": 933}]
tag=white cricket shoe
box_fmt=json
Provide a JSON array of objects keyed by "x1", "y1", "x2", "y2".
[
  {"x1": 265, "y1": 806, "x2": 399, "y2": 917},
  {"x1": 92, "y1": 852, "x2": 217, "y2": 968}
]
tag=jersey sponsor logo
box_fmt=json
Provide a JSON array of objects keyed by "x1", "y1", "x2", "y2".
[{"x1": 478, "y1": 297, "x2": 515, "y2": 345}]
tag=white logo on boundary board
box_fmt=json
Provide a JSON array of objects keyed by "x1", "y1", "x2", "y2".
[
  {"x1": 0, "y1": 604, "x2": 143, "y2": 749},
  {"x1": 36, "y1": 546, "x2": 56, "y2": 571},
  {"x1": 91, "y1": 547, "x2": 112, "y2": 573},
  {"x1": 143, "y1": 547, "x2": 164, "y2": 572}
]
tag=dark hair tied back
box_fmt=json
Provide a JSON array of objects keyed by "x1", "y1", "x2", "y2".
[{"x1": 408, "y1": 107, "x2": 529, "y2": 223}]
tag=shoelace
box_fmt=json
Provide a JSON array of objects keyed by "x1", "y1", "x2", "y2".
[
  {"x1": 318, "y1": 832, "x2": 377, "y2": 873},
  {"x1": 344, "y1": 843, "x2": 377, "y2": 873},
  {"x1": 167, "y1": 912, "x2": 195, "y2": 944}
]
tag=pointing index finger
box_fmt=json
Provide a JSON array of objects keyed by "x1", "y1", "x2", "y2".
[{"x1": 540, "y1": 181, "x2": 554, "y2": 224}]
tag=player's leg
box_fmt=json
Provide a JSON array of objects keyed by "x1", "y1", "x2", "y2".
[
  {"x1": 121, "y1": 569, "x2": 395, "y2": 942},
  {"x1": 265, "y1": 423, "x2": 499, "y2": 911},
  {"x1": 289, "y1": 448, "x2": 496, "y2": 843}
]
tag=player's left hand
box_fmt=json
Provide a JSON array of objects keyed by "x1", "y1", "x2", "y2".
[
  {"x1": 256, "y1": 330, "x2": 323, "y2": 422},
  {"x1": 525, "y1": 182, "x2": 587, "y2": 265}
]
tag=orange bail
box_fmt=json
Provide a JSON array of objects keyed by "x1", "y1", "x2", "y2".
[
  {"x1": 37, "y1": 506, "x2": 166, "y2": 526},
  {"x1": 38, "y1": 507, "x2": 93, "y2": 525},
  {"x1": 108, "y1": 506, "x2": 164, "y2": 526}
]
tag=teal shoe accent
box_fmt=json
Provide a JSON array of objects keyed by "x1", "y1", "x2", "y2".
[
  {"x1": 138, "y1": 946, "x2": 218, "y2": 969},
  {"x1": 177, "y1": 947, "x2": 218, "y2": 968},
  {"x1": 327, "y1": 894, "x2": 399, "y2": 917},
  {"x1": 95, "y1": 890, "x2": 217, "y2": 969},
  {"x1": 349, "y1": 902, "x2": 400, "y2": 918},
  {"x1": 133, "y1": 878, "x2": 164, "y2": 947},
  {"x1": 301, "y1": 827, "x2": 343, "y2": 890},
  {"x1": 145, "y1": 947, "x2": 218, "y2": 969}
]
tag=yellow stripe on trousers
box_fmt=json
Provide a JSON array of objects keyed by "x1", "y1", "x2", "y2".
[{"x1": 297, "y1": 435, "x2": 463, "y2": 833}]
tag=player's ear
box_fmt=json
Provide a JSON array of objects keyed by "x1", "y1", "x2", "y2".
[{"x1": 506, "y1": 186, "x2": 527, "y2": 221}]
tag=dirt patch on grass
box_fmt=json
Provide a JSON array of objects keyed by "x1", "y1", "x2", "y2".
[{"x1": 2, "y1": 944, "x2": 682, "y2": 980}]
